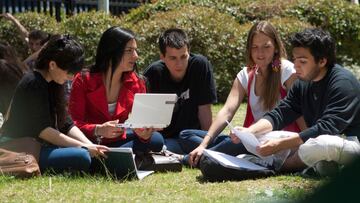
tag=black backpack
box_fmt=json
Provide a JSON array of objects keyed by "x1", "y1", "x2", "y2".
[{"x1": 199, "y1": 154, "x2": 275, "y2": 182}]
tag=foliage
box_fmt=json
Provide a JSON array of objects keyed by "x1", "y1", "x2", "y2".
[
  {"x1": 62, "y1": 11, "x2": 123, "y2": 65},
  {"x1": 0, "y1": 12, "x2": 59, "y2": 59},
  {"x1": 286, "y1": 0, "x2": 360, "y2": 65},
  {"x1": 0, "y1": 0, "x2": 359, "y2": 100}
]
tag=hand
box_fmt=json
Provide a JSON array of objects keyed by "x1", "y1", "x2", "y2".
[
  {"x1": 256, "y1": 139, "x2": 281, "y2": 156},
  {"x1": 83, "y1": 144, "x2": 109, "y2": 158},
  {"x1": 229, "y1": 126, "x2": 245, "y2": 144},
  {"x1": 133, "y1": 127, "x2": 160, "y2": 140},
  {"x1": 0, "y1": 13, "x2": 15, "y2": 21},
  {"x1": 189, "y1": 145, "x2": 205, "y2": 167},
  {"x1": 97, "y1": 120, "x2": 123, "y2": 139}
]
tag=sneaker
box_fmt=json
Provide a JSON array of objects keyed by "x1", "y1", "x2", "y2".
[
  {"x1": 314, "y1": 161, "x2": 340, "y2": 177},
  {"x1": 301, "y1": 161, "x2": 340, "y2": 177},
  {"x1": 162, "y1": 150, "x2": 184, "y2": 163}
]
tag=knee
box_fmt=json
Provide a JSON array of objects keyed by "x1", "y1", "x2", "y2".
[
  {"x1": 72, "y1": 148, "x2": 92, "y2": 171},
  {"x1": 150, "y1": 132, "x2": 165, "y2": 152},
  {"x1": 179, "y1": 129, "x2": 194, "y2": 139},
  {"x1": 298, "y1": 135, "x2": 343, "y2": 166},
  {"x1": 179, "y1": 129, "x2": 205, "y2": 140}
]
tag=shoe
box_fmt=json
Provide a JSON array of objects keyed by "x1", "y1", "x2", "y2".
[
  {"x1": 314, "y1": 161, "x2": 340, "y2": 177},
  {"x1": 162, "y1": 150, "x2": 184, "y2": 163}
]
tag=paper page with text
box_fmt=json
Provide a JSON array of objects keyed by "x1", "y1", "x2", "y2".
[{"x1": 225, "y1": 120, "x2": 261, "y2": 156}]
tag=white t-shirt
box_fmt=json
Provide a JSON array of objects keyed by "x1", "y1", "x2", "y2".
[{"x1": 237, "y1": 59, "x2": 295, "y2": 122}]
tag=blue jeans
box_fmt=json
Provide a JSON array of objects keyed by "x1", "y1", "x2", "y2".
[
  {"x1": 106, "y1": 129, "x2": 164, "y2": 153},
  {"x1": 91, "y1": 129, "x2": 164, "y2": 173},
  {"x1": 179, "y1": 129, "x2": 249, "y2": 164},
  {"x1": 39, "y1": 146, "x2": 91, "y2": 173},
  {"x1": 164, "y1": 137, "x2": 185, "y2": 154}
]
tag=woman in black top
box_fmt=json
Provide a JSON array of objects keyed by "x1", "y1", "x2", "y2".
[{"x1": 2, "y1": 35, "x2": 108, "y2": 173}]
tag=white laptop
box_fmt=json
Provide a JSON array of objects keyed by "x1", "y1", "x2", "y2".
[
  {"x1": 117, "y1": 93, "x2": 177, "y2": 128},
  {"x1": 105, "y1": 147, "x2": 154, "y2": 180}
]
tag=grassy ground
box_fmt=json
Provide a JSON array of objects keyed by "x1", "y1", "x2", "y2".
[{"x1": 0, "y1": 104, "x2": 324, "y2": 202}]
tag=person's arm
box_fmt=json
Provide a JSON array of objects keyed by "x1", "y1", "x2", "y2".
[
  {"x1": 284, "y1": 74, "x2": 307, "y2": 131},
  {"x1": 67, "y1": 125, "x2": 93, "y2": 145},
  {"x1": 189, "y1": 79, "x2": 245, "y2": 166},
  {"x1": 0, "y1": 13, "x2": 29, "y2": 42},
  {"x1": 39, "y1": 127, "x2": 87, "y2": 147},
  {"x1": 39, "y1": 127, "x2": 109, "y2": 158},
  {"x1": 256, "y1": 133, "x2": 303, "y2": 156},
  {"x1": 298, "y1": 78, "x2": 360, "y2": 142},
  {"x1": 198, "y1": 104, "x2": 212, "y2": 130},
  {"x1": 68, "y1": 73, "x2": 97, "y2": 138},
  {"x1": 194, "y1": 55, "x2": 217, "y2": 131}
]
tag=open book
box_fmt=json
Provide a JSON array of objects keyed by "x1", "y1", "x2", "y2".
[
  {"x1": 104, "y1": 148, "x2": 154, "y2": 180},
  {"x1": 226, "y1": 120, "x2": 295, "y2": 170}
]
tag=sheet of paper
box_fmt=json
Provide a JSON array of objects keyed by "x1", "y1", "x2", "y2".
[
  {"x1": 136, "y1": 170, "x2": 154, "y2": 180},
  {"x1": 203, "y1": 149, "x2": 268, "y2": 171},
  {"x1": 225, "y1": 120, "x2": 261, "y2": 156}
]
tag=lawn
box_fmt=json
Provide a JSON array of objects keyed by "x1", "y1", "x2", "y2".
[{"x1": 0, "y1": 104, "x2": 324, "y2": 202}]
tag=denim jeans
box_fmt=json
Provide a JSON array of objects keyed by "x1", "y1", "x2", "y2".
[
  {"x1": 179, "y1": 129, "x2": 249, "y2": 164},
  {"x1": 164, "y1": 137, "x2": 185, "y2": 154},
  {"x1": 39, "y1": 146, "x2": 91, "y2": 173},
  {"x1": 107, "y1": 129, "x2": 164, "y2": 153}
]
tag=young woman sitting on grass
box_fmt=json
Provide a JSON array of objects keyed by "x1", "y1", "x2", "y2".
[{"x1": 1, "y1": 35, "x2": 109, "y2": 173}]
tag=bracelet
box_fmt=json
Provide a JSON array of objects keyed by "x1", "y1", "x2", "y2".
[{"x1": 94, "y1": 125, "x2": 102, "y2": 144}]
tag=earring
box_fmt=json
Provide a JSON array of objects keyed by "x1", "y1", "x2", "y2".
[{"x1": 272, "y1": 58, "x2": 280, "y2": 72}]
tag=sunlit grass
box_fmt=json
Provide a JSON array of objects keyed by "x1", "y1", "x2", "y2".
[{"x1": 0, "y1": 104, "x2": 324, "y2": 202}]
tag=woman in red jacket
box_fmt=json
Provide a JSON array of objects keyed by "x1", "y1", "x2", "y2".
[{"x1": 69, "y1": 27, "x2": 164, "y2": 156}]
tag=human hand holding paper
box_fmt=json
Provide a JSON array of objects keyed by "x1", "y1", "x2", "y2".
[{"x1": 226, "y1": 120, "x2": 261, "y2": 157}]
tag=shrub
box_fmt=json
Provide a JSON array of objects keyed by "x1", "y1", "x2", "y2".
[
  {"x1": 286, "y1": 0, "x2": 360, "y2": 65},
  {"x1": 0, "y1": 12, "x2": 59, "y2": 59},
  {"x1": 124, "y1": 0, "x2": 302, "y2": 24},
  {"x1": 62, "y1": 11, "x2": 123, "y2": 65}
]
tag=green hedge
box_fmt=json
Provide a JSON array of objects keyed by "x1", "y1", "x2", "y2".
[
  {"x1": 0, "y1": 0, "x2": 359, "y2": 102},
  {"x1": 125, "y1": 0, "x2": 360, "y2": 68},
  {"x1": 285, "y1": 0, "x2": 360, "y2": 65},
  {"x1": 0, "y1": 12, "x2": 59, "y2": 58},
  {"x1": 62, "y1": 11, "x2": 123, "y2": 65}
]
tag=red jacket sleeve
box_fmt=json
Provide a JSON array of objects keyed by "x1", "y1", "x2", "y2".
[{"x1": 68, "y1": 73, "x2": 97, "y2": 140}]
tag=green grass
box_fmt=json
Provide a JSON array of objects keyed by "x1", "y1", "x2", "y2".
[{"x1": 0, "y1": 104, "x2": 324, "y2": 202}]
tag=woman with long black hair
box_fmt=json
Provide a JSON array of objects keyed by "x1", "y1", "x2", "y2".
[{"x1": 2, "y1": 35, "x2": 108, "y2": 173}]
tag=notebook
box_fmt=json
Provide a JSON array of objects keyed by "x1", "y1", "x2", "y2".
[
  {"x1": 117, "y1": 93, "x2": 178, "y2": 128},
  {"x1": 104, "y1": 147, "x2": 153, "y2": 180}
]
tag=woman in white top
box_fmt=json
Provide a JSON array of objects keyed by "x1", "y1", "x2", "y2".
[{"x1": 180, "y1": 21, "x2": 306, "y2": 167}]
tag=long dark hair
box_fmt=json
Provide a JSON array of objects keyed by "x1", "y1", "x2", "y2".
[
  {"x1": 90, "y1": 26, "x2": 137, "y2": 82},
  {"x1": 36, "y1": 35, "x2": 84, "y2": 129},
  {"x1": 0, "y1": 60, "x2": 23, "y2": 115},
  {"x1": 245, "y1": 21, "x2": 287, "y2": 111},
  {"x1": 0, "y1": 42, "x2": 27, "y2": 73}
]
